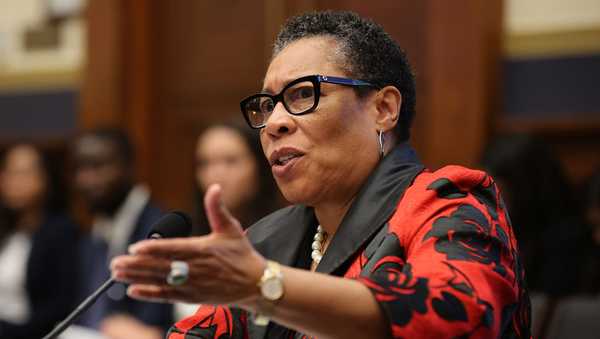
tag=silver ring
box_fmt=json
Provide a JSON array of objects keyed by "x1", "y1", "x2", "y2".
[{"x1": 166, "y1": 261, "x2": 189, "y2": 286}]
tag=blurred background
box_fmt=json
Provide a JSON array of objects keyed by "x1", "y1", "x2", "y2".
[
  {"x1": 1, "y1": 0, "x2": 598, "y2": 210},
  {"x1": 0, "y1": 0, "x2": 599, "y2": 338}
]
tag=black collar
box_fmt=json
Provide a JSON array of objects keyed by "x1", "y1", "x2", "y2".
[{"x1": 247, "y1": 143, "x2": 424, "y2": 275}]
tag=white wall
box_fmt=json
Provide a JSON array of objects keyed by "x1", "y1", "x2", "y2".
[{"x1": 506, "y1": 0, "x2": 600, "y2": 33}]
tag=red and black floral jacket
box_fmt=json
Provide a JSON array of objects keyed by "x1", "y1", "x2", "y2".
[{"x1": 168, "y1": 144, "x2": 531, "y2": 339}]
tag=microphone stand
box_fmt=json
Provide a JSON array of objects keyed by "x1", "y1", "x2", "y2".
[
  {"x1": 41, "y1": 211, "x2": 191, "y2": 339},
  {"x1": 42, "y1": 278, "x2": 115, "y2": 339}
]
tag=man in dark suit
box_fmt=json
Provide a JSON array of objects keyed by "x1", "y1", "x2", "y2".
[{"x1": 72, "y1": 128, "x2": 172, "y2": 339}]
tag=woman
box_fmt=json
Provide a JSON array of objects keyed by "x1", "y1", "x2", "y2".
[
  {"x1": 192, "y1": 122, "x2": 281, "y2": 235},
  {"x1": 0, "y1": 144, "x2": 79, "y2": 338},
  {"x1": 111, "y1": 11, "x2": 531, "y2": 338}
]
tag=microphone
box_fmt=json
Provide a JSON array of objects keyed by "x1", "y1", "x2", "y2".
[
  {"x1": 147, "y1": 211, "x2": 192, "y2": 239},
  {"x1": 42, "y1": 211, "x2": 192, "y2": 339}
]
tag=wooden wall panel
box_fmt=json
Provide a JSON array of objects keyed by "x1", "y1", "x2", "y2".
[
  {"x1": 122, "y1": 0, "x2": 154, "y2": 187},
  {"x1": 419, "y1": 0, "x2": 503, "y2": 168},
  {"x1": 80, "y1": 0, "x2": 125, "y2": 128},
  {"x1": 149, "y1": 1, "x2": 282, "y2": 210}
]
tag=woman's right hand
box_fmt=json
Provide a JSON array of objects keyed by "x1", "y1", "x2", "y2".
[{"x1": 110, "y1": 184, "x2": 266, "y2": 307}]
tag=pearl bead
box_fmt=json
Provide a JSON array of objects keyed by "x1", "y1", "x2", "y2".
[
  {"x1": 312, "y1": 241, "x2": 321, "y2": 250},
  {"x1": 311, "y1": 225, "x2": 327, "y2": 265}
]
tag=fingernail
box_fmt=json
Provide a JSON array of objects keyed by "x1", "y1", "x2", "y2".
[
  {"x1": 128, "y1": 244, "x2": 138, "y2": 254},
  {"x1": 126, "y1": 286, "x2": 135, "y2": 296},
  {"x1": 111, "y1": 271, "x2": 120, "y2": 281}
]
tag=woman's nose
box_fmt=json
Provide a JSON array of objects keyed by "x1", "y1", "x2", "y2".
[{"x1": 264, "y1": 102, "x2": 296, "y2": 137}]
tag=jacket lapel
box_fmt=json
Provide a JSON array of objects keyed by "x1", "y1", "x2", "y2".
[
  {"x1": 316, "y1": 144, "x2": 423, "y2": 275},
  {"x1": 248, "y1": 205, "x2": 315, "y2": 265}
]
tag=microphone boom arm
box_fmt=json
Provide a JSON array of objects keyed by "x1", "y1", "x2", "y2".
[{"x1": 42, "y1": 278, "x2": 116, "y2": 339}]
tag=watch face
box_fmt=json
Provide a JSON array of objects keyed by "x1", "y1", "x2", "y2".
[{"x1": 262, "y1": 279, "x2": 284, "y2": 300}]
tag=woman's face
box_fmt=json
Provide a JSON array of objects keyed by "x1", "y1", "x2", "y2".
[
  {"x1": 196, "y1": 127, "x2": 259, "y2": 212},
  {"x1": 0, "y1": 145, "x2": 47, "y2": 212},
  {"x1": 260, "y1": 37, "x2": 381, "y2": 207}
]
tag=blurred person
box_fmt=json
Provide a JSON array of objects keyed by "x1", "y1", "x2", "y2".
[
  {"x1": 0, "y1": 144, "x2": 79, "y2": 339},
  {"x1": 71, "y1": 129, "x2": 172, "y2": 339},
  {"x1": 112, "y1": 11, "x2": 530, "y2": 338},
  {"x1": 193, "y1": 121, "x2": 280, "y2": 235},
  {"x1": 480, "y1": 134, "x2": 581, "y2": 296},
  {"x1": 576, "y1": 169, "x2": 600, "y2": 295},
  {"x1": 175, "y1": 122, "x2": 281, "y2": 320},
  {"x1": 538, "y1": 170, "x2": 600, "y2": 339},
  {"x1": 480, "y1": 134, "x2": 583, "y2": 338}
]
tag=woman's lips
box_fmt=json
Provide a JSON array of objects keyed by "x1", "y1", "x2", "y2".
[{"x1": 271, "y1": 154, "x2": 303, "y2": 178}]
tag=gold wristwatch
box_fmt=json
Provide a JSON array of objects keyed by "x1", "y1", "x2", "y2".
[{"x1": 253, "y1": 260, "x2": 284, "y2": 326}]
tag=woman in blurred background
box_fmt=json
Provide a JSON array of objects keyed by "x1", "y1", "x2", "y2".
[
  {"x1": 0, "y1": 144, "x2": 79, "y2": 339},
  {"x1": 577, "y1": 169, "x2": 600, "y2": 295},
  {"x1": 481, "y1": 134, "x2": 581, "y2": 296},
  {"x1": 192, "y1": 121, "x2": 280, "y2": 235},
  {"x1": 175, "y1": 122, "x2": 281, "y2": 319},
  {"x1": 480, "y1": 134, "x2": 585, "y2": 337}
]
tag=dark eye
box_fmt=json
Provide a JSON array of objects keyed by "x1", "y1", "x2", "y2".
[
  {"x1": 289, "y1": 86, "x2": 314, "y2": 101},
  {"x1": 196, "y1": 158, "x2": 208, "y2": 169},
  {"x1": 224, "y1": 155, "x2": 241, "y2": 166},
  {"x1": 298, "y1": 87, "x2": 314, "y2": 99},
  {"x1": 259, "y1": 98, "x2": 274, "y2": 113}
]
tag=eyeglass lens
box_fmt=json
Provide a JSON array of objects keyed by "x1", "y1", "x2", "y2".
[{"x1": 243, "y1": 80, "x2": 317, "y2": 127}]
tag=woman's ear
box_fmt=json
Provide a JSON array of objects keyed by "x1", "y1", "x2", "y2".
[{"x1": 373, "y1": 86, "x2": 402, "y2": 132}]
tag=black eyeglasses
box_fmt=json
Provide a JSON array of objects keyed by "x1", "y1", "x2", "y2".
[{"x1": 240, "y1": 74, "x2": 379, "y2": 129}]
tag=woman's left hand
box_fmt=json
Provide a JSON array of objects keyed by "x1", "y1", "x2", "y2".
[{"x1": 110, "y1": 184, "x2": 266, "y2": 305}]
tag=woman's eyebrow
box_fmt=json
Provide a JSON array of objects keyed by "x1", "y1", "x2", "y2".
[
  {"x1": 260, "y1": 77, "x2": 275, "y2": 94},
  {"x1": 260, "y1": 86, "x2": 275, "y2": 94},
  {"x1": 261, "y1": 75, "x2": 299, "y2": 94}
]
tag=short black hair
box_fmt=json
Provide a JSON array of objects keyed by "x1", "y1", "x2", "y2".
[
  {"x1": 81, "y1": 128, "x2": 135, "y2": 166},
  {"x1": 273, "y1": 10, "x2": 416, "y2": 142}
]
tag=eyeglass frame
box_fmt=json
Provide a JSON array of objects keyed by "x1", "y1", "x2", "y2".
[{"x1": 239, "y1": 74, "x2": 380, "y2": 129}]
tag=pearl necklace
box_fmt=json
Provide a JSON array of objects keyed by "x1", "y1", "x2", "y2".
[{"x1": 311, "y1": 225, "x2": 328, "y2": 264}]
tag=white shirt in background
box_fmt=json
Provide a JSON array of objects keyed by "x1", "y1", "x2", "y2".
[{"x1": 0, "y1": 232, "x2": 32, "y2": 325}]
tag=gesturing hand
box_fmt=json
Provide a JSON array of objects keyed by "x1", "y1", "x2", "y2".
[{"x1": 110, "y1": 184, "x2": 266, "y2": 305}]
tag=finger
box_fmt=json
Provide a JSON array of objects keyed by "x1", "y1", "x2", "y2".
[
  {"x1": 129, "y1": 237, "x2": 211, "y2": 258},
  {"x1": 113, "y1": 269, "x2": 167, "y2": 285},
  {"x1": 111, "y1": 255, "x2": 171, "y2": 273},
  {"x1": 127, "y1": 284, "x2": 195, "y2": 303},
  {"x1": 204, "y1": 184, "x2": 244, "y2": 236},
  {"x1": 116, "y1": 264, "x2": 222, "y2": 286}
]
